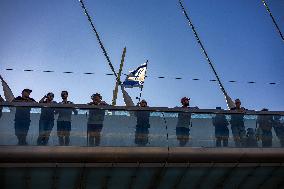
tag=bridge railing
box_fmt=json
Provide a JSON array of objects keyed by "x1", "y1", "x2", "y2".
[{"x1": 0, "y1": 102, "x2": 283, "y2": 148}]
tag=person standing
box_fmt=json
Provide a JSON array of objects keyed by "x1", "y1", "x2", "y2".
[
  {"x1": 257, "y1": 108, "x2": 273, "y2": 147},
  {"x1": 12, "y1": 89, "x2": 36, "y2": 145},
  {"x1": 37, "y1": 92, "x2": 57, "y2": 145},
  {"x1": 135, "y1": 100, "x2": 151, "y2": 146},
  {"x1": 87, "y1": 93, "x2": 108, "y2": 146},
  {"x1": 55, "y1": 91, "x2": 77, "y2": 146},
  {"x1": 273, "y1": 115, "x2": 284, "y2": 147},
  {"x1": 230, "y1": 99, "x2": 246, "y2": 147},
  {"x1": 176, "y1": 97, "x2": 198, "y2": 147},
  {"x1": 212, "y1": 107, "x2": 229, "y2": 147}
]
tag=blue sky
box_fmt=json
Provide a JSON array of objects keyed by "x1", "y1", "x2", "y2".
[{"x1": 0, "y1": 0, "x2": 283, "y2": 110}]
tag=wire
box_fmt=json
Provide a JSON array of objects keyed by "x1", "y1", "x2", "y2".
[
  {"x1": 178, "y1": 0, "x2": 228, "y2": 95},
  {"x1": 2, "y1": 68, "x2": 280, "y2": 85},
  {"x1": 78, "y1": 0, "x2": 118, "y2": 78},
  {"x1": 261, "y1": 0, "x2": 284, "y2": 42},
  {"x1": 178, "y1": 0, "x2": 236, "y2": 108}
]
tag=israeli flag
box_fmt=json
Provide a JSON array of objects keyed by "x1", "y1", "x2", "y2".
[{"x1": 123, "y1": 63, "x2": 147, "y2": 88}]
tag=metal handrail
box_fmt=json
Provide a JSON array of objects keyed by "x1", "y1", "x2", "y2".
[{"x1": 0, "y1": 102, "x2": 283, "y2": 115}]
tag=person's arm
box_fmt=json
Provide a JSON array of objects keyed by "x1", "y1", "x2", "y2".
[
  {"x1": 12, "y1": 97, "x2": 21, "y2": 102},
  {"x1": 71, "y1": 102, "x2": 78, "y2": 115},
  {"x1": 100, "y1": 101, "x2": 109, "y2": 106},
  {"x1": 121, "y1": 86, "x2": 134, "y2": 106},
  {"x1": 0, "y1": 74, "x2": 15, "y2": 102},
  {"x1": 240, "y1": 107, "x2": 246, "y2": 113},
  {"x1": 39, "y1": 95, "x2": 47, "y2": 103}
]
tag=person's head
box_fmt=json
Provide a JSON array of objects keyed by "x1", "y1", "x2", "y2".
[
  {"x1": 91, "y1": 93, "x2": 102, "y2": 104},
  {"x1": 139, "y1": 99, "x2": 148, "y2": 107},
  {"x1": 181, "y1": 97, "x2": 190, "y2": 107},
  {"x1": 22, "y1": 89, "x2": 32, "y2": 98},
  {"x1": 61, "y1": 91, "x2": 68, "y2": 100},
  {"x1": 46, "y1": 92, "x2": 54, "y2": 101},
  {"x1": 235, "y1": 99, "x2": 241, "y2": 108}
]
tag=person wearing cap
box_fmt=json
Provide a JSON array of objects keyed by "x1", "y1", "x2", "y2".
[
  {"x1": 230, "y1": 99, "x2": 247, "y2": 147},
  {"x1": 55, "y1": 91, "x2": 78, "y2": 146},
  {"x1": 37, "y1": 92, "x2": 57, "y2": 145},
  {"x1": 212, "y1": 107, "x2": 229, "y2": 147},
  {"x1": 87, "y1": 93, "x2": 108, "y2": 146},
  {"x1": 176, "y1": 97, "x2": 198, "y2": 147},
  {"x1": 256, "y1": 108, "x2": 273, "y2": 147},
  {"x1": 12, "y1": 89, "x2": 37, "y2": 145},
  {"x1": 134, "y1": 99, "x2": 151, "y2": 146}
]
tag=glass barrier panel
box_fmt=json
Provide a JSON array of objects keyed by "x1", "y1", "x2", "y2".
[
  {"x1": 0, "y1": 105, "x2": 284, "y2": 148},
  {"x1": 165, "y1": 111, "x2": 284, "y2": 148},
  {"x1": 0, "y1": 106, "x2": 169, "y2": 147}
]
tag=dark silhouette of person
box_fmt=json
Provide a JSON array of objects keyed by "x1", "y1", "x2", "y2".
[
  {"x1": 176, "y1": 97, "x2": 198, "y2": 147},
  {"x1": 37, "y1": 92, "x2": 56, "y2": 145},
  {"x1": 87, "y1": 93, "x2": 108, "y2": 146},
  {"x1": 257, "y1": 108, "x2": 273, "y2": 147},
  {"x1": 55, "y1": 91, "x2": 77, "y2": 146},
  {"x1": 230, "y1": 99, "x2": 246, "y2": 147},
  {"x1": 135, "y1": 100, "x2": 150, "y2": 146},
  {"x1": 273, "y1": 115, "x2": 284, "y2": 147},
  {"x1": 212, "y1": 107, "x2": 229, "y2": 147},
  {"x1": 12, "y1": 89, "x2": 36, "y2": 145}
]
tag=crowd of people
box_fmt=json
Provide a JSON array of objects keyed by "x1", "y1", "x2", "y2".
[
  {"x1": 212, "y1": 100, "x2": 284, "y2": 148},
  {"x1": 0, "y1": 89, "x2": 283, "y2": 148}
]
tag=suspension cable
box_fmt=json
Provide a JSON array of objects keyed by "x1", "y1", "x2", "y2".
[
  {"x1": 178, "y1": 0, "x2": 228, "y2": 95},
  {"x1": 261, "y1": 0, "x2": 284, "y2": 42},
  {"x1": 78, "y1": 0, "x2": 118, "y2": 78}
]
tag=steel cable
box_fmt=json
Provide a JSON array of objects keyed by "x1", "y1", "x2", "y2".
[
  {"x1": 261, "y1": 0, "x2": 284, "y2": 42},
  {"x1": 178, "y1": 0, "x2": 228, "y2": 96},
  {"x1": 78, "y1": 0, "x2": 118, "y2": 78}
]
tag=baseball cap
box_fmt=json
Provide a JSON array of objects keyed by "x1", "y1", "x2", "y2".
[
  {"x1": 22, "y1": 89, "x2": 32, "y2": 93},
  {"x1": 181, "y1": 97, "x2": 190, "y2": 103},
  {"x1": 91, "y1": 93, "x2": 102, "y2": 99},
  {"x1": 140, "y1": 99, "x2": 147, "y2": 103}
]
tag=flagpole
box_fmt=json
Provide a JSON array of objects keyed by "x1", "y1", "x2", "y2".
[{"x1": 112, "y1": 47, "x2": 126, "y2": 106}]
